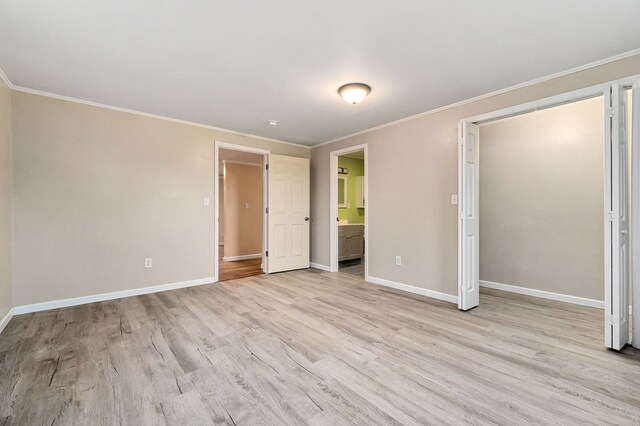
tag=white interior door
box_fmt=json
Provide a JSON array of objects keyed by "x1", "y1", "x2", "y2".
[
  {"x1": 605, "y1": 83, "x2": 630, "y2": 350},
  {"x1": 268, "y1": 154, "x2": 310, "y2": 273},
  {"x1": 458, "y1": 121, "x2": 480, "y2": 311},
  {"x1": 631, "y1": 79, "x2": 640, "y2": 350}
]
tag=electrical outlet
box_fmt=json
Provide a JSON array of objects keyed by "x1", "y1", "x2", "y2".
[
  {"x1": 451, "y1": 194, "x2": 458, "y2": 205},
  {"x1": 395, "y1": 256, "x2": 402, "y2": 266},
  {"x1": 144, "y1": 258, "x2": 153, "y2": 268}
]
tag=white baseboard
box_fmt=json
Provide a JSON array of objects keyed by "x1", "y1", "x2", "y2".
[
  {"x1": 366, "y1": 275, "x2": 458, "y2": 304},
  {"x1": 479, "y1": 280, "x2": 604, "y2": 309},
  {"x1": 310, "y1": 262, "x2": 331, "y2": 272},
  {"x1": 223, "y1": 253, "x2": 261, "y2": 262},
  {"x1": 0, "y1": 308, "x2": 14, "y2": 335},
  {"x1": 14, "y1": 277, "x2": 215, "y2": 315}
]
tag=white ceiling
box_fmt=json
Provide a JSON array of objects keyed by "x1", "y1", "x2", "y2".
[{"x1": 1, "y1": 1, "x2": 639, "y2": 146}]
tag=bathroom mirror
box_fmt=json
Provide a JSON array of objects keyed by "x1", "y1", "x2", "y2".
[{"x1": 338, "y1": 176, "x2": 347, "y2": 208}]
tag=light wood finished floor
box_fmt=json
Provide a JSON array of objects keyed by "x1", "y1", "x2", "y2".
[
  {"x1": 339, "y1": 259, "x2": 364, "y2": 277},
  {"x1": 1, "y1": 269, "x2": 640, "y2": 425},
  {"x1": 218, "y1": 245, "x2": 264, "y2": 282}
]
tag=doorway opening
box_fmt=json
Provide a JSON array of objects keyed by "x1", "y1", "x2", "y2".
[
  {"x1": 329, "y1": 144, "x2": 368, "y2": 278},
  {"x1": 458, "y1": 77, "x2": 639, "y2": 351},
  {"x1": 215, "y1": 142, "x2": 269, "y2": 282},
  {"x1": 479, "y1": 95, "x2": 608, "y2": 342}
]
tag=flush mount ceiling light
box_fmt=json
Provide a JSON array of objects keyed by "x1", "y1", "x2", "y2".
[
  {"x1": 267, "y1": 120, "x2": 278, "y2": 126},
  {"x1": 338, "y1": 83, "x2": 371, "y2": 105}
]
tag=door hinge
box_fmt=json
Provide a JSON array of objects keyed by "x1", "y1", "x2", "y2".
[
  {"x1": 266, "y1": 164, "x2": 269, "y2": 171},
  {"x1": 266, "y1": 207, "x2": 269, "y2": 214},
  {"x1": 459, "y1": 211, "x2": 464, "y2": 220},
  {"x1": 608, "y1": 107, "x2": 615, "y2": 118},
  {"x1": 607, "y1": 211, "x2": 615, "y2": 222},
  {"x1": 266, "y1": 251, "x2": 269, "y2": 257},
  {"x1": 606, "y1": 314, "x2": 616, "y2": 325}
]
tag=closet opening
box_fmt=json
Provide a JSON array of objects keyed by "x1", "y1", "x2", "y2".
[{"x1": 458, "y1": 77, "x2": 639, "y2": 351}]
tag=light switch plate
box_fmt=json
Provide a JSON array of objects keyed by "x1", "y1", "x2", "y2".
[
  {"x1": 204, "y1": 197, "x2": 210, "y2": 206},
  {"x1": 450, "y1": 195, "x2": 458, "y2": 205}
]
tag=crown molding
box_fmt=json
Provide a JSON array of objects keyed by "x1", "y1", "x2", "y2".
[
  {"x1": 0, "y1": 65, "x2": 12, "y2": 89},
  {"x1": 0, "y1": 64, "x2": 309, "y2": 150},
  {"x1": 12, "y1": 85, "x2": 310, "y2": 149},
  {"x1": 311, "y1": 48, "x2": 640, "y2": 149},
  {"x1": 3, "y1": 47, "x2": 640, "y2": 151}
]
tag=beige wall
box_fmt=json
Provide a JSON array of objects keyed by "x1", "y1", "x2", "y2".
[
  {"x1": 480, "y1": 97, "x2": 604, "y2": 300},
  {"x1": 223, "y1": 163, "x2": 263, "y2": 258},
  {"x1": 11, "y1": 92, "x2": 308, "y2": 306},
  {"x1": 311, "y1": 54, "x2": 640, "y2": 298},
  {"x1": 0, "y1": 79, "x2": 12, "y2": 319}
]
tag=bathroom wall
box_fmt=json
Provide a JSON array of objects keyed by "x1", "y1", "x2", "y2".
[{"x1": 337, "y1": 156, "x2": 365, "y2": 224}]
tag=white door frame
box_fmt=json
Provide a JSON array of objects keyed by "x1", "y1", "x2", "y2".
[
  {"x1": 458, "y1": 73, "x2": 640, "y2": 348},
  {"x1": 329, "y1": 144, "x2": 369, "y2": 277},
  {"x1": 631, "y1": 78, "x2": 640, "y2": 349},
  {"x1": 214, "y1": 141, "x2": 270, "y2": 282}
]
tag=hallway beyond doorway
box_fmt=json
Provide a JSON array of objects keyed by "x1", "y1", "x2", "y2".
[{"x1": 218, "y1": 245, "x2": 263, "y2": 282}]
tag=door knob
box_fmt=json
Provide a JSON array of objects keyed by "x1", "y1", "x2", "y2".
[{"x1": 305, "y1": 217, "x2": 310, "y2": 221}]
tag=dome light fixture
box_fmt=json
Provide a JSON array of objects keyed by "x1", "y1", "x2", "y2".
[{"x1": 338, "y1": 83, "x2": 371, "y2": 105}]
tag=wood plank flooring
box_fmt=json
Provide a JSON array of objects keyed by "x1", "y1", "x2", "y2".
[
  {"x1": 1, "y1": 269, "x2": 640, "y2": 425},
  {"x1": 218, "y1": 245, "x2": 264, "y2": 282},
  {"x1": 339, "y1": 259, "x2": 364, "y2": 277}
]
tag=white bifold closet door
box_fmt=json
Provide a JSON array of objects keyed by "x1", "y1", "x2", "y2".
[
  {"x1": 267, "y1": 155, "x2": 310, "y2": 273},
  {"x1": 458, "y1": 121, "x2": 480, "y2": 311},
  {"x1": 632, "y1": 79, "x2": 640, "y2": 350},
  {"x1": 605, "y1": 83, "x2": 630, "y2": 351}
]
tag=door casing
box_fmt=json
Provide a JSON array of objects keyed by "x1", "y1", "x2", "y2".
[
  {"x1": 214, "y1": 141, "x2": 269, "y2": 282},
  {"x1": 329, "y1": 144, "x2": 369, "y2": 277}
]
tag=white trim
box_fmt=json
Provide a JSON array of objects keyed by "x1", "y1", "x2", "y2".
[
  {"x1": 311, "y1": 48, "x2": 640, "y2": 148},
  {"x1": 5, "y1": 82, "x2": 309, "y2": 150},
  {"x1": 216, "y1": 141, "x2": 270, "y2": 155},
  {"x1": 367, "y1": 276, "x2": 458, "y2": 304},
  {"x1": 13, "y1": 277, "x2": 214, "y2": 314},
  {"x1": 329, "y1": 144, "x2": 368, "y2": 275},
  {"x1": 480, "y1": 280, "x2": 604, "y2": 309},
  {"x1": 223, "y1": 253, "x2": 262, "y2": 261},
  {"x1": 632, "y1": 78, "x2": 640, "y2": 349},
  {"x1": 222, "y1": 160, "x2": 262, "y2": 167},
  {"x1": 310, "y1": 262, "x2": 331, "y2": 271},
  {"x1": 214, "y1": 141, "x2": 270, "y2": 282},
  {"x1": 0, "y1": 66, "x2": 11, "y2": 89},
  {"x1": 0, "y1": 308, "x2": 14, "y2": 335}
]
